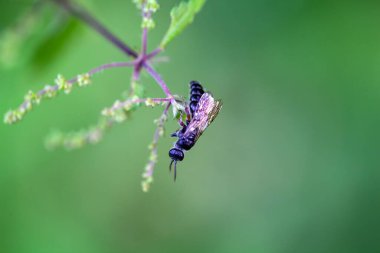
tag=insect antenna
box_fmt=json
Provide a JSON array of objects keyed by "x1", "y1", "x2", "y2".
[
  {"x1": 169, "y1": 160, "x2": 178, "y2": 181},
  {"x1": 174, "y1": 160, "x2": 177, "y2": 182}
]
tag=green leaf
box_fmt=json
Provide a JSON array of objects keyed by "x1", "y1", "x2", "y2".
[{"x1": 160, "y1": 0, "x2": 206, "y2": 49}]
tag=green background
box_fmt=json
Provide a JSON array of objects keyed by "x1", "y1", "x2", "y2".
[{"x1": 1, "y1": 0, "x2": 380, "y2": 252}]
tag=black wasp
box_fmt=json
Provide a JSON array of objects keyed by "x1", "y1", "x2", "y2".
[{"x1": 168, "y1": 81, "x2": 222, "y2": 180}]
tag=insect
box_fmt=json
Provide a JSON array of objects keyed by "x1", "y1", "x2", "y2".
[{"x1": 168, "y1": 80, "x2": 222, "y2": 180}]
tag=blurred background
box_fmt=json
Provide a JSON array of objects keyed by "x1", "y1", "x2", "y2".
[{"x1": 1, "y1": 0, "x2": 380, "y2": 252}]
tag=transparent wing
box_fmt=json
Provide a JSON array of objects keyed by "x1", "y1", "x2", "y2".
[{"x1": 183, "y1": 93, "x2": 222, "y2": 143}]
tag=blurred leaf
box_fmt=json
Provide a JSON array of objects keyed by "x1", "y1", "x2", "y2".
[
  {"x1": 0, "y1": 2, "x2": 46, "y2": 69},
  {"x1": 160, "y1": 0, "x2": 206, "y2": 49},
  {"x1": 0, "y1": 0, "x2": 36, "y2": 25},
  {"x1": 0, "y1": 2, "x2": 81, "y2": 70},
  {"x1": 30, "y1": 17, "x2": 82, "y2": 72}
]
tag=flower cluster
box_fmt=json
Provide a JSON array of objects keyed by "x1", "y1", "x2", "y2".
[
  {"x1": 45, "y1": 118, "x2": 109, "y2": 150},
  {"x1": 133, "y1": 0, "x2": 159, "y2": 12},
  {"x1": 133, "y1": 0, "x2": 159, "y2": 29},
  {"x1": 4, "y1": 0, "x2": 207, "y2": 192},
  {"x1": 102, "y1": 97, "x2": 169, "y2": 122},
  {"x1": 4, "y1": 73, "x2": 92, "y2": 124},
  {"x1": 142, "y1": 106, "x2": 169, "y2": 192}
]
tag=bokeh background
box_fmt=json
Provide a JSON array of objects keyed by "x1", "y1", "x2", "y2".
[{"x1": 1, "y1": 0, "x2": 380, "y2": 252}]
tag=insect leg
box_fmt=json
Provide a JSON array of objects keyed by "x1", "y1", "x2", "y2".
[
  {"x1": 169, "y1": 160, "x2": 174, "y2": 172},
  {"x1": 185, "y1": 106, "x2": 191, "y2": 124},
  {"x1": 178, "y1": 119, "x2": 186, "y2": 127}
]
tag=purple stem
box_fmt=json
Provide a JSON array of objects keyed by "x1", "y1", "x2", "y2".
[
  {"x1": 88, "y1": 61, "x2": 136, "y2": 75},
  {"x1": 142, "y1": 28, "x2": 148, "y2": 57},
  {"x1": 163, "y1": 101, "x2": 171, "y2": 114},
  {"x1": 20, "y1": 61, "x2": 135, "y2": 111},
  {"x1": 132, "y1": 67, "x2": 140, "y2": 81},
  {"x1": 150, "y1": 56, "x2": 169, "y2": 64},
  {"x1": 140, "y1": 2, "x2": 153, "y2": 57},
  {"x1": 143, "y1": 62, "x2": 172, "y2": 98},
  {"x1": 52, "y1": 0, "x2": 138, "y2": 58},
  {"x1": 52, "y1": 0, "x2": 173, "y2": 101},
  {"x1": 146, "y1": 48, "x2": 162, "y2": 60}
]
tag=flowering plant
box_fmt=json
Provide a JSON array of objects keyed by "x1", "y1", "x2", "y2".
[{"x1": 3, "y1": 0, "x2": 206, "y2": 192}]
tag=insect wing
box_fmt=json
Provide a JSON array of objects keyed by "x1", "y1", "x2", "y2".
[
  {"x1": 183, "y1": 93, "x2": 222, "y2": 143},
  {"x1": 208, "y1": 98, "x2": 222, "y2": 125}
]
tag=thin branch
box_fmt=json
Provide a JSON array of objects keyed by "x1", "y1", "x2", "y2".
[
  {"x1": 143, "y1": 62, "x2": 173, "y2": 98},
  {"x1": 52, "y1": 0, "x2": 138, "y2": 58},
  {"x1": 52, "y1": 0, "x2": 173, "y2": 100},
  {"x1": 150, "y1": 56, "x2": 169, "y2": 64},
  {"x1": 103, "y1": 97, "x2": 172, "y2": 114},
  {"x1": 4, "y1": 61, "x2": 135, "y2": 124},
  {"x1": 141, "y1": 28, "x2": 148, "y2": 57},
  {"x1": 146, "y1": 48, "x2": 162, "y2": 60},
  {"x1": 141, "y1": 5, "x2": 149, "y2": 58},
  {"x1": 37, "y1": 61, "x2": 136, "y2": 98},
  {"x1": 87, "y1": 61, "x2": 136, "y2": 75},
  {"x1": 46, "y1": 98, "x2": 171, "y2": 150},
  {"x1": 132, "y1": 66, "x2": 141, "y2": 82},
  {"x1": 140, "y1": 2, "x2": 153, "y2": 57},
  {"x1": 45, "y1": 117, "x2": 116, "y2": 150},
  {"x1": 142, "y1": 102, "x2": 171, "y2": 192}
]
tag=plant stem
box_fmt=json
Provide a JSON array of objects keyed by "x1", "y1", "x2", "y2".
[
  {"x1": 132, "y1": 67, "x2": 141, "y2": 81},
  {"x1": 52, "y1": 0, "x2": 138, "y2": 58},
  {"x1": 52, "y1": 0, "x2": 173, "y2": 100},
  {"x1": 146, "y1": 48, "x2": 162, "y2": 60},
  {"x1": 106, "y1": 97, "x2": 172, "y2": 112},
  {"x1": 143, "y1": 62, "x2": 173, "y2": 98},
  {"x1": 141, "y1": 102, "x2": 171, "y2": 192},
  {"x1": 21, "y1": 61, "x2": 135, "y2": 112},
  {"x1": 87, "y1": 61, "x2": 136, "y2": 75},
  {"x1": 141, "y1": 28, "x2": 148, "y2": 57},
  {"x1": 140, "y1": 3, "x2": 152, "y2": 57}
]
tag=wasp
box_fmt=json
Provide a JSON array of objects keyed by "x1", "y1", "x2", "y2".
[{"x1": 169, "y1": 81, "x2": 222, "y2": 180}]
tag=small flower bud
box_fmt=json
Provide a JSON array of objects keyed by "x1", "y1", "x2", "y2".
[
  {"x1": 142, "y1": 17, "x2": 155, "y2": 29},
  {"x1": 133, "y1": 0, "x2": 144, "y2": 9},
  {"x1": 158, "y1": 128, "x2": 164, "y2": 137},
  {"x1": 24, "y1": 101, "x2": 33, "y2": 111},
  {"x1": 77, "y1": 73, "x2": 91, "y2": 87},
  {"x1": 146, "y1": 0, "x2": 159, "y2": 12},
  {"x1": 24, "y1": 90, "x2": 35, "y2": 101},
  {"x1": 63, "y1": 84, "x2": 72, "y2": 94},
  {"x1": 149, "y1": 153, "x2": 158, "y2": 162},
  {"x1": 55, "y1": 74, "x2": 67, "y2": 90},
  {"x1": 142, "y1": 181, "x2": 150, "y2": 192},
  {"x1": 101, "y1": 108, "x2": 114, "y2": 117},
  {"x1": 145, "y1": 98, "x2": 156, "y2": 107},
  {"x1": 113, "y1": 110, "x2": 127, "y2": 123},
  {"x1": 88, "y1": 129, "x2": 102, "y2": 144},
  {"x1": 148, "y1": 142, "x2": 155, "y2": 150},
  {"x1": 112, "y1": 100, "x2": 122, "y2": 109},
  {"x1": 43, "y1": 85, "x2": 57, "y2": 98},
  {"x1": 123, "y1": 103, "x2": 133, "y2": 111},
  {"x1": 4, "y1": 110, "x2": 17, "y2": 124}
]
